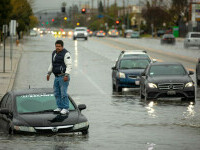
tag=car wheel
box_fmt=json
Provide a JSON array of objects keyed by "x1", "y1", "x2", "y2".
[
  {"x1": 197, "y1": 79, "x2": 200, "y2": 86},
  {"x1": 82, "y1": 129, "x2": 88, "y2": 135},
  {"x1": 112, "y1": 83, "x2": 116, "y2": 91},
  {"x1": 85, "y1": 37, "x2": 88, "y2": 40},
  {"x1": 116, "y1": 85, "x2": 122, "y2": 92},
  {"x1": 73, "y1": 37, "x2": 76, "y2": 40}
]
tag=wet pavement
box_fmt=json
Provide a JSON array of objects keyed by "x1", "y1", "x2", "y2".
[{"x1": 1, "y1": 34, "x2": 200, "y2": 150}]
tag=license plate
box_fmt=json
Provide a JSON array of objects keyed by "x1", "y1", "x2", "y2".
[
  {"x1": 167, "y1": 91, "x2": 176, "y2": 95},
  {"x1": 135, "y1": 81, "x2": 140, "y2": 85}
]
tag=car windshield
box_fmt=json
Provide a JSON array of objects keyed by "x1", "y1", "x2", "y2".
[
  {"x1": 149, "y1": 64, "x2": 186, "y2": 76},
  {"x1": 191, "y1": 33, "x2": 200, "y2": 38},
  {"x1": 16, "y1": 94, "x2": 75, "y2": 113},
  {"x1": 119, "y1": 59, "x2": 150, "y2": 69},
  {"x1": 75, "y1": 29, "x2": 86, "y2": 31}
]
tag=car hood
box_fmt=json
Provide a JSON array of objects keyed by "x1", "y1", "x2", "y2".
[
  {"x1": 119, "y1": 69, "x2": 145, "y2": 75},
  {"x1": 148, "y1": 75, "x2": 193, "y2": 83},
  {"x1": 14, "y1": 111, "x2": 79, "y2": 127}
]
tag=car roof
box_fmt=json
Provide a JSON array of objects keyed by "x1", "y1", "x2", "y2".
[{"x1": 121, "y1": 50, "x2": 147, "y2": 54}]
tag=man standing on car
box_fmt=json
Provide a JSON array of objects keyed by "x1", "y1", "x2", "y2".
[{"x1": 47, "y1": 40, "x2": 72, "y2": 115}]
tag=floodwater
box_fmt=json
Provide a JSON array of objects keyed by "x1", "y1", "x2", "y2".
[{"x1": 1, "y1": 34, "x2": 199, "y2": 150}]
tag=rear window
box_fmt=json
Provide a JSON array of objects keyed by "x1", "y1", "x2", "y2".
[
  {"x1": 16, "y1": 94, "x2": 75, "y2": 113},
  {"x1": 191, "y1": 34, "x2": 200, "y2": 38}
]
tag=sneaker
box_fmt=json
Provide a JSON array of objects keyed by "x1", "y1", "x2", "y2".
[
  {"x1": 54, "y1": 108, "x2": 61, "y2": 112},
  {"x1": 60, "y1": 109, "x2": 69, "y2": 115}
]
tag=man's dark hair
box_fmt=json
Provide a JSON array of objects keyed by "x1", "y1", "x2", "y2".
[{"x1": 55, "y1": 40, "x2": 64, "y2": 47}]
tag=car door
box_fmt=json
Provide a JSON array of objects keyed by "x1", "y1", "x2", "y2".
[{"x1": 0, "y1": 93, "x2": 13, "y2": 133}]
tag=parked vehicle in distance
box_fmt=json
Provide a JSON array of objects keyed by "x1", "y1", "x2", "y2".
[
  {"x1": 30, "y1": 30, "x2": 37, "y2": 36},
  {"x1": 131, "y1": 31, "x2": 140, "y2": 38},
  {"x1": 0, "y1": 88, "x2": 89, "y2": 135},
  {"x1": 160, "y1": 34, "x2": 175, "y2": 45},
  {"x1": 73, "y1": 27, "x2": 88, "y2": 40},
  {"x1": 124, "y1": 29, "x2": 133, "y2": 38},
  {"x1": 157, "y1": 30, "x2": 166, "y2": 37},
  {"x1": 112, "y1": 57, "x2": 151, "y2": 92},
  {"x1": 184, "y1": 32, "x2": 200, "y2": 48},
  {"x1": 96, "y1": 30, "x2": 106, "y2": 37},
  {"x1": 108, "y1": 29, "x2": 119, "y2": 37},
  {"x1": 196, "y1": 58, "x2": 200, "y2": 86},
  {"x1": 140, "y1": 62, "x2": 195, "y2": 102}
]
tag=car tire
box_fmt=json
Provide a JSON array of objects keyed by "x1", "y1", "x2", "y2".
[
  {"x1": 116, "y1": 84, "x2": 122, "y2": 92},
  {"x1": 85, "y1": 37, "x2": 88, "y2": 40},
  {"x1": 112, "y1": 83, "x2": 116, "y2": 91},
  {"x1": 197, "y1": 79, "x2": 200, "y2": 86},
  {"x1": 73, "y1": 37, "x2": 76, "y2": 40}
]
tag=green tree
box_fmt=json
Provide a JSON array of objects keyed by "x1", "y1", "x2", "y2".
[
  {"x1": 10, "y1": 0, "x2": 37, "y2": 39},
  {"x1": 0, "y1": 0, "x2": 12, "y2": 41},
  {"x1": 170, "y1": 0, "x2": 188, "y2": 25},
  {"x1": 142, "y1": 0, "x2": 170, "y2": 33}
]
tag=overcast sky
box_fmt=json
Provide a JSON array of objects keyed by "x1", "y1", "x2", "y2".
[{"x1": 32, "y1": 0, "x2": 139, "y2": 13}]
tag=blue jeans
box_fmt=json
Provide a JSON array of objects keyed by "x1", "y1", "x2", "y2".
[{"x1": 53, "y1": 76, "x2": 70, "y2": 109}]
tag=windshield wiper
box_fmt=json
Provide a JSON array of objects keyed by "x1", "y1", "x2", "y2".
[{"x1": 20, "y1": 109, "x2": 54, "y2": 114}]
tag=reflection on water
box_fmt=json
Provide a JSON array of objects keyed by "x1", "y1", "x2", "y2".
[
  {"x1": 183, "y1": 102, "x2": 195, "y2": 118},
  {"x1": 145, "y1": 101, "x2": 157, "y2": 118}
]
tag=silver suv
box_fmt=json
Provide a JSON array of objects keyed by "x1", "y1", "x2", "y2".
[
  {"x1": 73, "y1": 27, "x2": 88, "y2": 40},
  {"x1": 184, "y1": 32, "x2": 200, "y2": 48}
]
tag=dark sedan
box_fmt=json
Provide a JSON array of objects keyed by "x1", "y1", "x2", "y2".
[
  {"x1": 0, "y1": 88, "x2": 89, "y2": 135},
  {"x1": 160, "y1": 34, "x2": 175, "y2": 45},
  {"x1": 196, "y1": 58, "x2": 200, "y2": 86},
  {"x1": 140, "y1": 62, "x2": 195, "y2": 102},
  {"x1": 112, "y1": 57, "x2": 151, "y2": 92}
]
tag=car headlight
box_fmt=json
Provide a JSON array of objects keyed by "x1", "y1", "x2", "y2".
[
  {"x1": 14, "y1": 126, "x2": 36, "y2": 132},
  {"x1": 185, "y1": 82, "x2": 194, "y2": 87},
  {"x1": 73, "y1": 121, "x2": 89, "y2": 130},
  {"x1": 118, "y1": 72, "x2": 126, "y2": 78},
  {"x1": 148, "y1": 83, "x2": 157, "y2": 88},
  {"x1": 84, "y1": 32, "x2": 88, "y2": 36},
  {"x1": 74, "y1": 32, "x2": 77, "y2": 36}
]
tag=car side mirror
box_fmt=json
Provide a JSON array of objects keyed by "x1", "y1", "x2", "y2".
[
  {"x1": 189, "y1": 71, "x2": 194, "y2": 75},
  {"x1": 78, "y1": 104, "x2": 86, "y2": 111}
]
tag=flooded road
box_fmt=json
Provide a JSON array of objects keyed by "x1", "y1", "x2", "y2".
[{"x1": 1, "y1": 34, "x2": 200, "y2": 150}]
